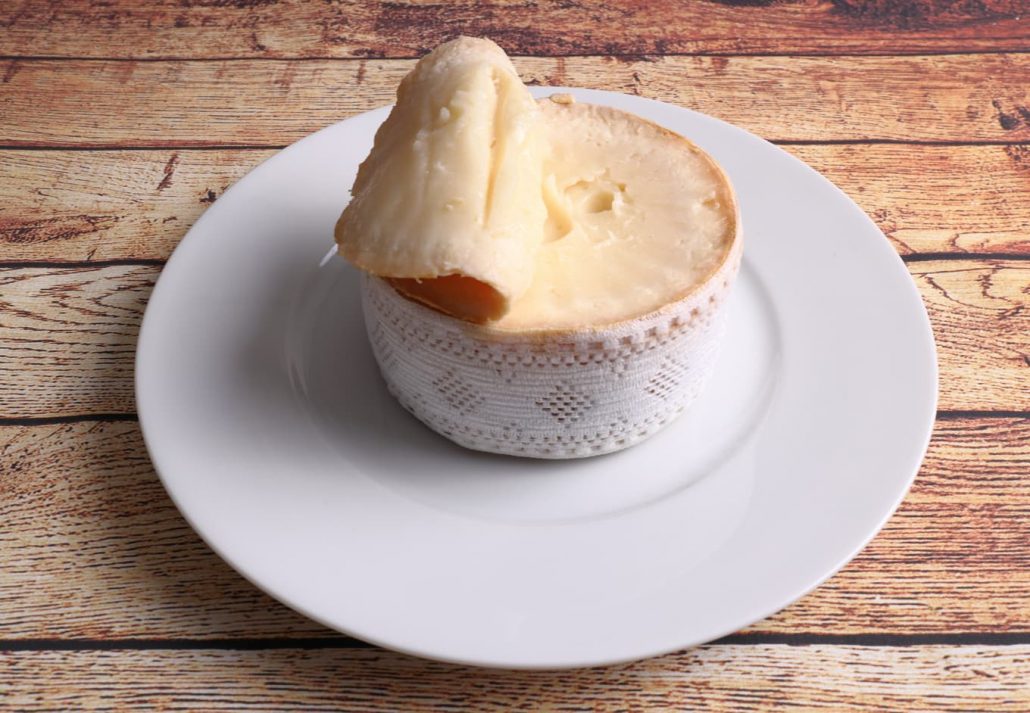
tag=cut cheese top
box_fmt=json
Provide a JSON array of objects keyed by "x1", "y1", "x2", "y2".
[
  {"x1": 335, "y1": 37, "x2": 546, "y2": 322},
  {"x1": 492, "y1": 98, "x2": 738, "y2": 331}
]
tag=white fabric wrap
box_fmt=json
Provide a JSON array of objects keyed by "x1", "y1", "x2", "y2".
[{"x1": 361, "y1": 241, "x2": 742, "y2": 459}]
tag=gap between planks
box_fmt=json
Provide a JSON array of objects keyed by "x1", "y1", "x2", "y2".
[
  {"x1": 3, "y1": 632, "x2": 1030, "y2": 652},
  {"x1": 3, "y1": 254, "x2": 1028, "y2": 271},
  {"x1": 2, "y1": 50, "x2": 1030, "y2": 62},
  {"x1": 0, "y1": 141, "x2": 1028, "y2": 151},
  {"x1": 2, "y1": 411, "x2": 1027, "y2": 428}
]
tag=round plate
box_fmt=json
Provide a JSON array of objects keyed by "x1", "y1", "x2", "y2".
[{"x1": 136, "y1": 88, "x2": 937, "y2": 669}]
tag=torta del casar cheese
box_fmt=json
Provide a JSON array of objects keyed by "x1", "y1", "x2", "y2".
[{"x1": 338, "y1": 38, "x2": 742, "y2": 458}]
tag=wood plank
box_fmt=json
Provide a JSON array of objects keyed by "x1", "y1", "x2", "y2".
[
  {"x1": 2, "y1": 55, "x2": 1028, "y2": 146},
  {"x1": 1, "y1": 418, "x2": 1026, "y2": 639},
  {"x1": 786, "y1": 144, "x2": 1030, "y2": 257},
  {"x1": 1, "y1": 262, "x2": 1026, "y2": 419},
  {"x1": 1, "y1": 0, "x2": 1028, "y2": 58},
  {"x1": 0, "y1": 420, "x2": 325, "y2": 639},
  {"x1": 3, "y1": 647, "x2": 1028, "y2": 711},
  {"x1": 0, "y1": 150, "x2": 273, "y2": 263},
  {"x1": 0, "y1": 267, "x2": 151, "y2": 419},
  {"x1": 910, "y1": 261, "x2": 1030, "y2": 413},
  {"x1": 2, "y1": 145, "x2": 1026, "y2": 264}
]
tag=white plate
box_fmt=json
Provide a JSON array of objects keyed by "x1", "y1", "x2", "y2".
[{"x1": 136, "y1": 88, "x2": 938, "y2": 669}]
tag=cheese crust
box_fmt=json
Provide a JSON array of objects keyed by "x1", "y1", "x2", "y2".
[
  {"x1": 359, "y1": 99, "x2": 743, "y2": 458},
  {"x1": 334, "y1": 37, "x2": 546, "y2": 322}
]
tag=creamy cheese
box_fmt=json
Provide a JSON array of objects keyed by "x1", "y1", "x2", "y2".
[
  {"x1": 494, "y1": 97, "x2": 737, "y2": 331},
  {"x1": 347, "y1": 42, "x2": 743, "y2": 458},
  {"x1": 335, "y1": 37, "x2": 546, "y2": 322}
]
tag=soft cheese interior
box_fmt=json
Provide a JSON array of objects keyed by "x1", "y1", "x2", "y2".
[
  {"x1": 336, "y1": 37, "x2": 736, "y2": 330},
  {"x1": 495, "y1": 98, "x2": 735, "y2": 331}
]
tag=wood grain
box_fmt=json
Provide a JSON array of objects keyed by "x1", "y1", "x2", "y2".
[
  {"x1": 911, "y1": 261, "x2": 1030, "y2": 413},
  {"x1": 1, "y1": 263, "x2": 1026, "y2": 419},
  {"x1": 0, "y1": 267, "x2": 151, "y2": 419},
  {"x1": 3, "y1": 646, "x2": 1029, "y2": 711},
  {"x1": 2, "y1": 3, "x2": 1027, "y2": 709},
  {"x1": 3, "y1": 145, "x2": 1029, "y2": 264},
  {"x1": 2, "y1": 55, "x2": 1028, "y2": 147},
  {"x1": 2, "y1": 0, "x2": 1028, "y2": 58},
  {"x1": 2, "y1": 145, "x2": 1027, "y2": 264},
  {"x1": 1, "y1": 415, "x2": 1026, "y2": 639},
  {"x1": 0, "y1": 150, "x2": 268, "y2": 263},
  {"x1": 786, "y1": 144, "x2": 1030, "y2": 257}
]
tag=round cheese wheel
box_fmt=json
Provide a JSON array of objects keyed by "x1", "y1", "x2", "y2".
[{"x1": 362, "y1": 100, "x2": 742, "y2": 458}]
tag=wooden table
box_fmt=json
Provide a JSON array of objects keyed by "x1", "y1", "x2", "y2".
[{"x1": 2, "y1": 2, "x2": 1028, "y2": 710}]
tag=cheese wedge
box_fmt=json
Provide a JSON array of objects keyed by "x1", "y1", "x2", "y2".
[
  {"x1": 495, "y1": 97, "x2": 737, "y2": 331},
  {"x1": 335, "y1": 37, "x2": 545, "y2": 322}
]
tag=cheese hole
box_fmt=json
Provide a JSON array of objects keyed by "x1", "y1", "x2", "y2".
[
  {"x1": 566, "y1": 177, "x2": 629, "y2": 215},
  {"x1": 566, "y1": 179, "x2": 616, "y2": 214},
  {"x1": 585, "y1": 188, "x2": 614, "y2": 213},
  {"x1": 543, "y1": 174, "x2": 573, "y2": 242},
  {"x1": 542, "y1": 173, "x2": 628, "y2": 243}
]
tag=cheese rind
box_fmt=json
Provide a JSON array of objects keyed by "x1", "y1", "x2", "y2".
[
  {"x1": 494, "y1": 98, "x2": 737, "y2": 331},
  {"x1": 352, "y1": 78, "x2": 742, "y2": 458},
  {"x1": 335, "y1": 37, "x2": 545, "y2": 321}
]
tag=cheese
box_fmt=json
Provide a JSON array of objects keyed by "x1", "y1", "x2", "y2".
[
  {"x1": 359, "y1": 98, "x2": 742, "y2": 457},
  {"x1": 342, "y1": 38, "x2": 743, "y2": 458},
  {"x1": 494, "y1": 97, "x2": 737, "y2": 331},
  {"x1": 335, "y1": 37, "x2": 546, "y2": 322}
]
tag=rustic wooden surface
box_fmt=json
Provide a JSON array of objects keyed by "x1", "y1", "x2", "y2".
[{"x1": 1, "y1": 2, "x2": 1028, "y2": 710}]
